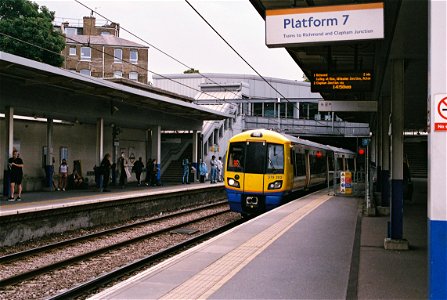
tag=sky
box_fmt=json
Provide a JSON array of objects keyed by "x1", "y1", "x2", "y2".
[{"x1": 33, "y1": 0, "x2": 305, "y2": 83}]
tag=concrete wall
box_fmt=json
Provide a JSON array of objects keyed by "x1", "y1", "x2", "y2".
[
  {"x1": 1, "y1": 118, "x2": 148, "y2": 192},
  {"x1": 0, "y1": 187, "x2": 226, "y2": 247}
]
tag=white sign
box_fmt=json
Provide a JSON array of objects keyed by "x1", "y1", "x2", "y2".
[
  {"x1": 433, "y1": 94, "x2": 447, "y2": 131},
  {"x1": 266, "y1": 3, "x2": 384, "y2": 47},
  {"x1": 318, "y1": 100, "x2": 377, "y2": 112}
]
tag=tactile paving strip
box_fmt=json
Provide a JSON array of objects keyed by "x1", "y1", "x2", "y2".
[{"x1": 160, "y1": 194, "x2": 332, "y2": 299}]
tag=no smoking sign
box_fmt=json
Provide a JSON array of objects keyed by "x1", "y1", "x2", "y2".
[{"x1": 434, "y1": 94, "x2": 447, "y2": 131}]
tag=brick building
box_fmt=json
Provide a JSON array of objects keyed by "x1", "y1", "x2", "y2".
[{"x1": 58, "y1": 16, "x2": 149, "y2": 84}]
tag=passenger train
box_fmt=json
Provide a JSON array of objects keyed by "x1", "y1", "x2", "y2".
[{"x1": 224, "y1": 129, "x2": 356, "y2": 216}]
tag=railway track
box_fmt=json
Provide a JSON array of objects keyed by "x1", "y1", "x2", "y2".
[{"x1": 0, "y1": 202, "x2": 242, "y2": 300}]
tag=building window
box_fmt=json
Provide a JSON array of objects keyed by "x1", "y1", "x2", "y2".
[
  {"x1": 79, "y1": 69, "x2": 91, "y2": 76},
  {"x1": 130, "y1": 50, "x2": 138, "y2": 63},
  {"x1": 80, "y1": 47, "x2": 91, "y2": 61},
  {"x1": 114, "y1": 48, "x2": 122, "y2": 63},
  {"x1": 101, "y1": 31, "x2": 111, "y2": 36},
  {"x1": 129, "y1": 72, "x2": 138, "y2": 81},
  {"x1": 264, "y1": 103, "x2": 275, "y2": 117},
  {"x1": 114, "y1": 70, "x2": 123, "y2": 78},
  {"x1": 253, "y1": 103, "x2": 263, "y2": 117},
  {"x1": 64, "y1": 27, "x2": 77, "y2": 36},
  {"x1": 69, "y1": 46, "x2": 76, "y2": 56}
]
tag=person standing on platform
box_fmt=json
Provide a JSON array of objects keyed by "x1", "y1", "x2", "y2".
[
  {"x1": 210, "y1": 155, "x2": 217, "y2": 184},
  {"x1": 182, "y1": 158, "x2": 190, "y2": 184},
  {"x1": 216, "y1": 156, "x2": 223, "y2": 182},
  {"x1": 133, "y1": 157, "x2": 144, "y2": 186},
  {"x1": 118, "y1": 152, "x2": 128, "y2": 188},
  {"x1": 199, "y1": 160, "x2": 207, "y2": 183},
  {"x1": 58, "y1": 159, "x2": 68, "y2": 191},
  {"x1": 151, "y1": 158, "x2": 159, "y2": 186},
  {"x1": 8, "y1": 150, "x2": 23, "y2": 201},
  {"x1": 100, "y1": 153, "x2": 112, "y2": 192},
  {"x1": 146, "y1": 158, "x2": 154, "y2": 186}
]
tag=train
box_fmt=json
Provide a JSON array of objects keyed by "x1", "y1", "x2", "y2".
[{"x1": 224, "y1": 129, "x2": 356, "y2": 216}]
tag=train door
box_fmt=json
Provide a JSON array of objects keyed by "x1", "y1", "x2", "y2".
[
  {"x1": 305, "y1": 150, "x2": 311, "y2": 188},
  {"x1": 243, "y1": 141, "x2": 266, "y2": 194}
]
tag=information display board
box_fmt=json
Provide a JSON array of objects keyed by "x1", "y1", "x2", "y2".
[{"x1": 311, "y1": 72, "x2": 372, "y2": 92}]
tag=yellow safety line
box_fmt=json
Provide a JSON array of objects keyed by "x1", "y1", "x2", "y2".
[{"x1": 159, "y1": 194, "x2": 332, "y2": 300}]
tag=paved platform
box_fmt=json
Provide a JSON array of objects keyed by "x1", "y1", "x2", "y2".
[
  {"x1": 358, "y1": 178, "x2": 427, "y2": 299},
  {"x1": 0, "y1": 181, "x2": 223, "y2": 216},
  {"x1": 88, "y1": 178, "x2": 427, "y2": 299}
]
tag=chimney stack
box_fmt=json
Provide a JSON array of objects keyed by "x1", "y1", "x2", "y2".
[{"x1": 83, "y1": 16, "x2": 96, "y2": 35}]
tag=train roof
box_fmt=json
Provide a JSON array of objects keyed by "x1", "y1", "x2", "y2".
[
  {"x1": 326, "y1": 145, "x2": 356, "y2": 156},
  {"x1": 230, "y1": 129, "x2": 332, "y2": 151}
]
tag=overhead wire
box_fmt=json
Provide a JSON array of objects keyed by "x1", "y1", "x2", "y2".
[
  {"x1": 3, "y1": 1, "x2": 321, "y2": 126},
  {"x1": 64, "y1": 35, "x2": 221, "y2": 100},
  {"x1": 73, "y1": 0, "x2": 243, "y2": 100},
  {"x1": 0, "y1": 31, "x2": 225, "y2": 119},
  {"x1": 184, "y1": 0, "x2": 294, "y2": 104},
  {"x1": 183, "y1": 0, "x2": 319, "y2": 125}
]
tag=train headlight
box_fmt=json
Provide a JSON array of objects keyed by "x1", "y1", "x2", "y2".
[
  {"x1": 268, "y1": 180, "x2": 283, "y2": 190},
  {"x1": 227, "y1": 178, "x2": 240, "y2": 188}
]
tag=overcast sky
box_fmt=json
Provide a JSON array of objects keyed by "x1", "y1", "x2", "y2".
[{"x1": 34, "y1": 0, "x2": 304, "y2": 83}]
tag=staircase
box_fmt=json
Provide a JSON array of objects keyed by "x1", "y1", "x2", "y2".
[
  {"x1": 404, "y1": 140, "x2": 427, "y2": 178},
  {"x1": 161, "y1": 144, "x2": 193, "y2": 183}
]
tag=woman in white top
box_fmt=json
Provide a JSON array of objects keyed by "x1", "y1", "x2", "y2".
[{"x1": 58, "y1": 159, "x2": 68, "y2": 191}]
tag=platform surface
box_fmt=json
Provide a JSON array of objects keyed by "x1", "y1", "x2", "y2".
[{"x1": 90, "y1": 179, "x2": 427, "y2": 299}]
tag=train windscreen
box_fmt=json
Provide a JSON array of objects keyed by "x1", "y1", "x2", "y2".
[
  {"x1": 227, "y1": 142, "x2": 245, "y2": 172},
  {"x1": 227, "y1": 141, "x2": 284, "y2": 174},
  {"x1": 266, "y1": 143, "x2": 284, "y2": 174}
]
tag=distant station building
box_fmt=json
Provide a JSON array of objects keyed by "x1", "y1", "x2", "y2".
[
  {"x1": 55, "y1": 16, "x2": 149, "y2": 84},
  {"x1": 153, "y1": 73, "x2": 369, "y2": 168}
]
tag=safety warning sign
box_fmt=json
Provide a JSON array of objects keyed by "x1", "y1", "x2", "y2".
[{"x1": 434, "y1": 94, "x2": 447, "y2": 131}]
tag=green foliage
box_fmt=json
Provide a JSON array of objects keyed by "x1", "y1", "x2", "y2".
[
  {"x1": 0, "y1": 0, "x2": 66, "y2": 66},
  {"x1": 184, "y1": 68, "x2": 200, "y2": 74}
]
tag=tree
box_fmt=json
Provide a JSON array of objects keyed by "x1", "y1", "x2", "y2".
[
  {"x1": 184, "y1": 68, "x2": 200, "y2": 74},
  {"x1": 0, "y1": 0, "x2": 65, "y2": 66}
]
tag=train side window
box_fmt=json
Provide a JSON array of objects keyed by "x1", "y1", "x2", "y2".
[
  {"x1": 337, "y1": 158, "x2": 344, "y2": 171},
  {"x1": 295, "y1": 153, "x2": 306, "y2": 176},
  {"x1": 291, "y1": 148, "x2": 296, "y2": 171},
  {"x1": 328, "y1": 155, "x2": 334, "y2": 172}
]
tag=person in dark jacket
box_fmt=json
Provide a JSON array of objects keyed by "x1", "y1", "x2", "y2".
[
  {"x1": 100, "y1": 153, "x2": 112, "y2": 192},
  {"x1": 133, "y1": 157, "x2": 144, "y2": 186},
  {"x1": 8, "y1": 150, "x2": 24, "y2": 201}
]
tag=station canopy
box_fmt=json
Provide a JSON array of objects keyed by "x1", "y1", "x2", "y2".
[
  {"x1": 250, "y1": 0, "x2": 427, "y2": 132},
  {"x1": 0, "y1": 51, "x2": 232, "y2": 131}
]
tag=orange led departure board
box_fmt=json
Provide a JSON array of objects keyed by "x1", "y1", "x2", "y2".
[{"x1": 311, "y1": 72, "x2": 372, "y2": 92}]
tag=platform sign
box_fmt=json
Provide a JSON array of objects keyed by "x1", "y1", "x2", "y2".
[
  {"x1": 340, "y1": 171, "x2": 352, "y2": 195},
  {"x1": 265, "y1": 3, "x2": 384, "y2": 47},
  {"x1": 433, "y1": 94, "x2": 447, "y2": 131},
  {"x1": 312, "y1": 72, "x2": 373, "y2": 92}
]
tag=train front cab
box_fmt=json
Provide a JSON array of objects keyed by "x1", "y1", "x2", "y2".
[{"x1": 225, "y1": 133, "x2": 290, "y2": 216}]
